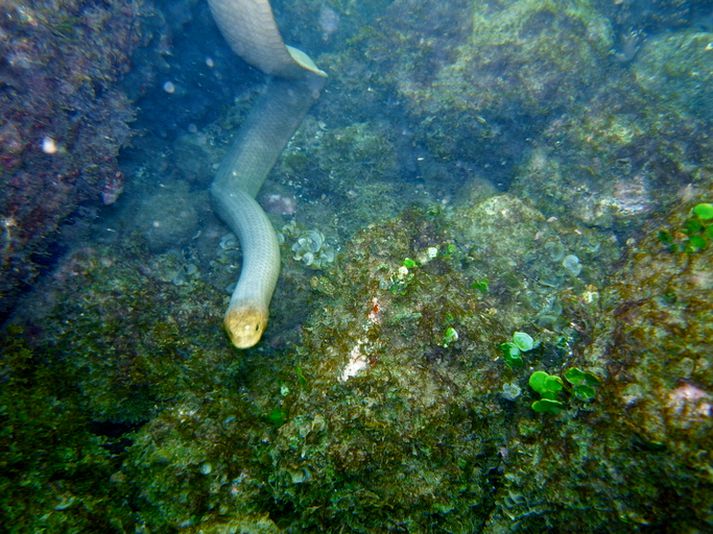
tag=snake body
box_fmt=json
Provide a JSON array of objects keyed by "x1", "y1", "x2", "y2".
[{"x1": 207, "y1": 0, "x2": 326, "y2": 348}]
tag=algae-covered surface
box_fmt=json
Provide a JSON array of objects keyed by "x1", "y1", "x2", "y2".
[{"x1": 1, "y1": 0, "x2": 712, "y2": 531}]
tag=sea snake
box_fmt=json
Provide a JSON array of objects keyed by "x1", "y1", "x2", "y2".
[{"x1": 207, "y1": 0, "x2": 326, "y2": 348}]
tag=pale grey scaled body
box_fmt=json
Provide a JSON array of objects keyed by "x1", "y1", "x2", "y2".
[{"x1": 207, "y1": 0, "x2": 326, "y2": 348}]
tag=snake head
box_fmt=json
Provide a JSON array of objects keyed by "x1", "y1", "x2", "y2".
[{"x1": 224, "y1": 305, "x2": 268, "y2": 349}]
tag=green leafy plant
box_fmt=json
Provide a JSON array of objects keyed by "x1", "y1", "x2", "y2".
[
  {"x1": 440, "y1": 326, "x2": 459, "y2": 348},
  {"x1": 527, "y1": 367, "x2": 601, "y2": 414},
  {"x1": 529, "y1": 370, "x2": 564, "y2": 396},
  {"x1": 528, "y1": 370, "x2": 564, "y2": 414},
  {"x1": 440, "y1": 242, "x2": 458, "y2": 260},
  {"x1": 267, "y1": 407, "x2": 287, "y2": 427},
  {"x1": 512, "y1": 332, "x2": 534, "y2": 351},
  {"x1": 563, "y1": 367, "x2": 600, "y2": 401},
  {"x1": 658, "y1": 202, "x2": 713, "y2": 254},
  {"x1": 531, "y1": 398, "x2": 565, "y2": 414},
  {"x1": 693, "y1": 202, "x2": 713, "y2": 220},
  {"x1": 402, "y1": 257, "x2": 418, "y2": 269},
  {"x1": 500, "y1": 331, "x2": 535, "y2": 368},
  {"x1": 389, "y1": 258, "x2": 417, "y2": 295},
  {"x1": 471, "y1": 277, "x2": 489, "y2": 294}
]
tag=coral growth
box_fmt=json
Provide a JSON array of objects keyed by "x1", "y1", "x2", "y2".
[{"x1": 0, "y1": 0, "x2": 145, "y2": 318}]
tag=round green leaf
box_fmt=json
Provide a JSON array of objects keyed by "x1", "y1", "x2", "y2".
[
  {"x1": 693, "y1": 203, "x2": 713, "y2": 221},
  {"x1": 564, "y1": 367, "x2": 586, "y2": 385},
  {"x1": 500, "y1": 342, "x2": 524, "y2": 368},
  {"x1": 442, "y1": 327, "x2": 458, "y2": 347},
  {"x1": 544, "y1": 375, "x2": 564, "y2": 393},
  {"x1": 582, "y1": 371, "x2": 600, "y2": 387},
  {"x1": 505, "y1": 352, "x2": 524, "y2": 369},
  {"x1": 402, "y1": 257, "x2": 417, "y2": 268},
  {"x1": 512, "y1": 331, "x2": 534, "y2": 352},
  {"x1": 573, "y1": 384, "x2": 596, "y2": 401},
  {"x1": 683, "y1": 218, "x2": 704, "y2": 236},
  {"x1": 528, "y1": 371, "x2": 549, "y2": 393},
  {"x1": 531, "y1": 398, "x2": 564, "y2": 414},
  {"x1": 686, "y1": 235, "x2": 707, "y2": 253}
]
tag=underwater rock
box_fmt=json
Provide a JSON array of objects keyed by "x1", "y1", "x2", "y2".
[
  {"x1": 515, "y1": 145, "x2": 656, "y2": 230},
  {"x1": 277, "y1": 119, "x2": 404, "y2": 234},
  {"x1": 463, "y1": 201, "x2": 713, "y2": 533},
  {"x1": 315, "y1": 122, "x2": 398, "y2": 182},
  {"x1": 2, "y1": 241, "x2": 229, "y2": 426},
  {"x1": 593, "y1": 0, "x2": 705, "y2": 34},
  {"x1": 265, "y1": 206, "x2": 510, "y2": 531},
  {"x1": 454, "y1": 194, "x2": 547, "y2": 271},
  {"x1": 4, "y1": 194, "x2": 711, "y2": 531},
  {"x1": 385, "y1": 0, "x2": 613, "y2": 180},
  {"x1": 452, "y1": 193, "x2": 619, "y2": 335},
  {"x1": 633, "y1": 29, "x2": 713, "y2": 124},
  {"x1": 511, "y1": 38, "x2": 713, "y2": 234},
  {"x1": 173, "y1": 132, "x2": 214, "y2": 187},
  {"x1": 456, "y1": 194, "x2": 614, "y2": 280},
  {"x1": 68, "y1": 199, "x2": 619, "y2": 531},
  {"x1": 133, "y1": 185, "x2": 201, "y2": 253},
  {"x1": 0, "y1": 1, "x2": 145, "y2": 318},
  {"x1": 424, "y1": 0, "x2": 613, "y2": 117},
  {"x1": 579, "y1": 201, "x2": 713, "y2": 528}
]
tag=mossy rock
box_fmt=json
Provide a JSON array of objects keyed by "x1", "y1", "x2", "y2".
[
  {"x1": 10, "y1": 244, "x2": 230, "y2": 424},
  {"x1": 393, "y1": 0, "x2": 612, "y2": 174},
  {"x1": 576, "y1": 201, "x2": 713, "y2": 529},
  {"x1": 511, "y1": 45, "x2": 713, "y2": 232},
  {"x1": 633, "y1": 30, "x2": 713, "y2": 124},
  {"x1": 266, "y1": 206, "x2": 509, "y2": 530}
]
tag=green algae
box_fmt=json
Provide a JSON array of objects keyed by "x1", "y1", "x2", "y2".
[
  {"x1": 0, "y1": 328, "x2": 127, "y2": 532},
  {"x1": 510, "y1": 200, "x2": 713, "y2": 530},
  {"x1": 500, "y1": 331, "x2": 536, "y2": 369},
  {"x1": 2, "y1": 192, "x2": 712, "y2": 532}
]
